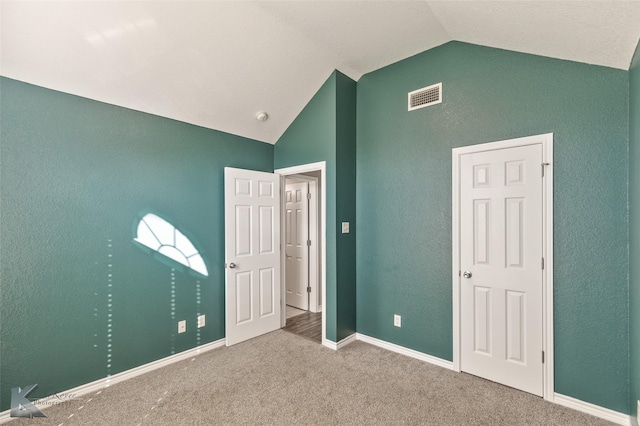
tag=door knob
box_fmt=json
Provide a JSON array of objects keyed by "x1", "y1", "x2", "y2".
[
  {"x1": 463, "y1": 271, "x2": 472, "y2": 279},
  {"x1": 228, "y1": 262, "x2": 237, "y2": 269}
]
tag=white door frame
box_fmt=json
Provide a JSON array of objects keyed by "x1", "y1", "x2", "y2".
[
  {"x1": 451, "y1": 133, "x2": 554, "y2": 400},
  {"x1": 275, "y1": 161, "x2": 326, "y2": 345},
  {"x1": 285, "y1": 174, "x2": 321, "y2": 313}
]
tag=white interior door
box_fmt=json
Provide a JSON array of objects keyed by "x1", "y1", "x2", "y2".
[
  {"x1": 285, "y1": 181, "x2": 309, "y2": 310},
  {"x1": 459, "y1": 144, "x2": 543, "y2": 396},
  {"x1": 224, "y1": 167, "x2": 280, "y2": 346}
]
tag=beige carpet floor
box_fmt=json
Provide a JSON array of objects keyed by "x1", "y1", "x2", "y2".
[{"x1": 10, "y1": 330, "x2": 613, "y2": 425}]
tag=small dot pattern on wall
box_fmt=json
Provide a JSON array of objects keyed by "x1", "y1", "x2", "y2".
[
  {"x1": 171, "y1": 269, "x2": 176, "y2": 355},
  {"x1": 107, "y1": 239, "x2": 114, "y2": 379},
  {"x1": 196, "y1": 280, "x2": 201, "y2": 347}
]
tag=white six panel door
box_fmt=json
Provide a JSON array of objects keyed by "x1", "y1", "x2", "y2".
[
  {"x1": 224, "y1": 167, "x2": 281, "y2": 346},
  {"x1": 285, "y1": 181, "x2": 309, "y2": 310},
  {"x1": 460, "y1": 144, "x2": 543, "y2": 396}
]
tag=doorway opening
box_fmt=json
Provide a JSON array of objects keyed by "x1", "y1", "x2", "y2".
[{"x1": 275, "y1": 162, "x2": 326, "y2": 345}]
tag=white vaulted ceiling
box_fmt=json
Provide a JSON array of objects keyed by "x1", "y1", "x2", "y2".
[{"x1": 2, "y1": 1, "x2": 639, "y2": 144}]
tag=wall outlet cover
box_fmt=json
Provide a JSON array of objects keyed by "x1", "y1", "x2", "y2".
[
  {"x1": 394, "y1": 314, "x2": 401, "y2": 327},
  {"x1": 178, "y1": 320, "x2": 186, "y2": 333},
  {"x1": 197, "y1": 314, "x2": 205, "y2": 328},
  {"x1": 341, "y1": 222, "x2": 350, "y2": 233}
]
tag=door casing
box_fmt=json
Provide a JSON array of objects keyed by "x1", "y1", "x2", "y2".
[
  {"x1": 276, "y1": 161, "x2": 327, "y2": 347},
  {"x1": 451, "y1": 133, "x2": 554, "y2": 400}
]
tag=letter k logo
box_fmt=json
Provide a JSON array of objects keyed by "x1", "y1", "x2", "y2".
[{"x1": 10, "y1": 384, "x2": 46, "y2": 418}]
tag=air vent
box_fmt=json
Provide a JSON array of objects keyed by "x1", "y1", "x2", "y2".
[{"x1": 408, "y1": 82, "x2": 442, "y2": 111}]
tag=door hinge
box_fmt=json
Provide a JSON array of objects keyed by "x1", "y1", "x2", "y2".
[
  {"x1": 307, "y1": 192, "x2": 311, "y2": 200},
  {"x1": 542, "y1": 162, "x2": 550, "y2": 177},
  {"x1": 541, "y1": 257, "x2": 545, "y2": 270},
  {"x1": 542, "y1": 351, "x2": 545, "y2": 363},
  {"x1": 307, "y1": 286, "x2": 311, "y2": 293},
  {"x1": 307, "y1": 240, "x2": 311, "y2": 246}
]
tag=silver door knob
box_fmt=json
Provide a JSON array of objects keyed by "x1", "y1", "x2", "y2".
[
  {"x1": 228, "y1": 262, "x2": 237, "y2": 269},
  {"x1": 463, "y1": 271, "x2": 472, "y2": 278}
]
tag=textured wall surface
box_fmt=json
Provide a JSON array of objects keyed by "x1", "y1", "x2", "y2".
[
  {"x1": 629, "y1": 38, "x2": 640, "y2": 424},
  {"x1": 0, "y1": 77, "x2": 274, "y2": 411},
  {"x1": 335, "y1": 72, "x2": 357, "y2": 341},
  {"x1": 274, "y1": 71, "x2": 357, "y2": 343},
  {"x1": 274, "y1": 73, "x2": 339, "y2": 341},
  {"x1": 356, "y1": 41, "x2": 629, "y2": 412}
]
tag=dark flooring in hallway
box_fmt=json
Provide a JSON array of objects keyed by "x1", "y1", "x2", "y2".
[{"x1": 283, "y1": 311, "x2": 321, "y2": 343}]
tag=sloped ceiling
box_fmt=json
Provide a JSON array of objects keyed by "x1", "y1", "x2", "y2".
[{"x1": 2, "y1": 1, "x2": 640, "y2": 144}]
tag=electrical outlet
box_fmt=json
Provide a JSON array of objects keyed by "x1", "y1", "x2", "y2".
[
  {"x1": 341, "y1": 222, "x2": 350, "y2": 234},
  {"x1": 197, "y1": 314, "x2": 206, "y2": 328},
  {"x1": 178, "y1": 320, "x2": 186, "y2": 334},
  {"x1": 394, "y1": 314, "x2": 401, "y2": 327}
]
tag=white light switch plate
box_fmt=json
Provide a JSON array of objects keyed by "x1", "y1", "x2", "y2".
[
  {"x1": 197, "y1": 314, "x2": 205, "y2": 328},
  {"x1": 178, "y1": 320, "x2": 186, "y2": 333},
  {"x1": 341, "y1": 222, "x2": 350, "y2": 233}
]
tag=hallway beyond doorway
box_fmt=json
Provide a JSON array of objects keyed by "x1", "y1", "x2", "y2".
[{"x1": 283, "y1": 311, "x2": 321, "y2": 343}]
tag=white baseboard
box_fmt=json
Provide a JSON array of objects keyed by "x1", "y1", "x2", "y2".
[
  {"x1": 337, "y1": 333, "x2": 357, "y2": 349},
  {"x1": 323, "y1": 333, "x2": 357, "y2": 351},
  {"x1": 553, "y1": 393, "x2": 631, "y2": 425},
  {"x1": 322, "y1": 339, "x2": 337, "y2": 350},
  {"x1": 0, "y1": 338, "x2": 226, "y2": 424},
  {"x1": 355, "y1": 333, "x2": 455, "y2": 371}
]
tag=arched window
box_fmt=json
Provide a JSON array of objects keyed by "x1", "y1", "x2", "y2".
[{"x1": 134, "y1": 213, "x2": 208, "y2": 276}]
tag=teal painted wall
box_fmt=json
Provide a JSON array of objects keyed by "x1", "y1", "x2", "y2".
[
  {"x1": 0, "y1": 77, "x2": 274, "y2": 411},
  {"x1": 274, "y1": 70, "x2": 357, "y2": 342},
  {"x1": 629, "y1": 38, "x2": 640, "y2": 423},
  {"x1": 356, "y1": 42, "x2": 630, "y2": 412},
  {"x1": 274, "y1": 74, "x2": 337, "y2": 341},
  {"x1": 335, "y1": 72, "x2": 357, "y2": 341}
]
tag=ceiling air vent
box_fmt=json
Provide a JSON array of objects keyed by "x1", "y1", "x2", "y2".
[{"x1": 408, "y1": 82, "x2": 442, "y2": 111}]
